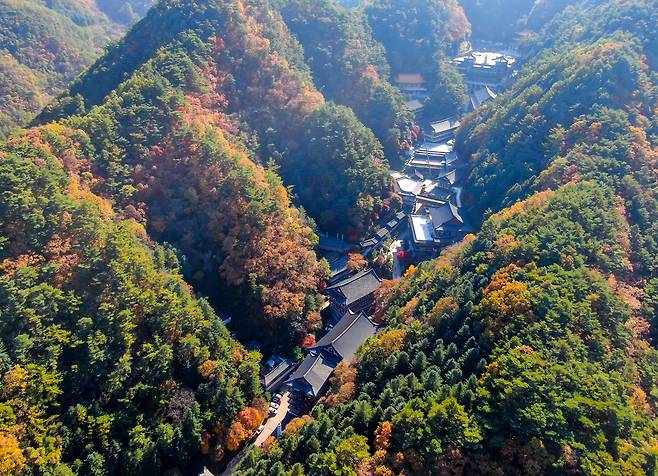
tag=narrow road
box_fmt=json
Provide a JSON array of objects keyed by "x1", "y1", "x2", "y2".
[
  {"x1": 453, "y1": 186, "x2": 463, "y2": 207},
  {"x1": 254, "y1": 392, "x2": 290, "y2": 446},
  {"x1": 220, "y1": 392, "x2": 290, "y2": 475},
  {"x1": 389, "y1": 239, "x2": 404, "y2": 279}
]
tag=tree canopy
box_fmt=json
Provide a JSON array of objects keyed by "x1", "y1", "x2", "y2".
[{"x1": 234, "y1": 0, "x2": 658, "y2": 474}]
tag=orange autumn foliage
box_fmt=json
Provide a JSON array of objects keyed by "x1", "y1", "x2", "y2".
[
  {"x1": 306, "y1": 311, "x2": 323, "y2": 332},
  {"x1": 347, "y1": 252, "x2": 368, "y2": 272},
  {"x1": 360, "y1": 328, "x2": 407, "y2": 363},
  {"x1": 237, "y1": 407, "x2": 265, "y2": 432},
  {"x1": 302, "y1": 334, "x2": 317, "y2": 348},
  {"x1": 374, "y1": 422, "x2": 393, "y2": 451},
  {"x1": 480, "y1": 266, "x2": 533, "y2": 334},
  {"x1": 225, "y1": 421, "x2": 248, "y2": 452},
  {"x1": 372, "y1": 279, "x2": 398, "y2": 324},
  {"x1": 323, "y1": 362, "x2": 357, "y2": 407},
  {"x1": 427, "y1": 296, "x2": 459, "y2": 326},
  {"x1": 490, "y1": 189, "x2": 556, "y2": 223},
  {"x1": 198, "y1": 360, "x2": 221, "y2": 380}
]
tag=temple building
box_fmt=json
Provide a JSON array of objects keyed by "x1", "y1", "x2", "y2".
[
  {"x1": 454, "y1": 51, "x2": 515, "y2": 87},
  {"x1": 468, "y1": 85, "x2": 497, "y2": 111},
  {"x1": 286, "y1": 311, "x2": 377, "y2": 405},
  {"x1": 325, "y1": 268, "x2": 382, "y2": 318},
  {"x1": 359, "y1": 211, "x2": 407, "y2": 255},
  {"x1": 409, "y1": 201, "x2": 473, "y2": 256},
  {"x1": 394, "y1": 73, "x2": 428, "y2": 99},
  {"x1": 285, "y1": 353, "x2": 335, "y2": 401},
  {"x1": 308, "y1": 311, "x2": 378, "y2": 363},
  {"x1": 425, "y1": 116, "x2": 460, "y2": 142},
  {"x1": 406, "y1": 141, "x2": 458, "y2": 179}
]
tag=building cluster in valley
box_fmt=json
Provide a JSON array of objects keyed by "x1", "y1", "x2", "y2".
[
  {"x1": 260, "y1": 268, "x2": 382, "y2": 412},
  {"x1": 392, "y1": 46, "x2": 516, "y2": 259},
  {"x1": 251, "y1": 45, "x2": 517, "y2": 447}
]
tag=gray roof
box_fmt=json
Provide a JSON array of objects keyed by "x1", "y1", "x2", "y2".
[
  {"x1": 470, "y1": 86, "x2": 497, "y2": 109},
  {"x1": 416, "y1": 195, "x2": 448, "y2": 209},
  {"x1": 310, "y1": 311, "x2": 377, "y2": 362},
  {"x1": 428, "y1": 202, "x2": 463, "y2": 227},
  {"x1": 429, "y1": 117, "x2": 460, "y2": 134},
  {"x1": 328, "y1": 254, "x2": 349, "y2": 277},
  {"x1": 285, "y1": 353, "x2": 335, "y2": 397},
  {"x1": 419, "y1": 188, "x2": 452, "y2": 203},
  {"x1": 262, "y1": 360, "x2": 295, "y2": 390},
  {"x1": 405, "y1": 99, "x2": 424, "y2": 112},
  {"x1": 325, "y1": 269, "x2": 382, "y2": 306},
  {"x1": 360, "y1": 238, "x2": 378, "y2": 248}
]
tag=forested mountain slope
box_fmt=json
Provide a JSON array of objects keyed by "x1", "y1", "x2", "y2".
[
  {"x1": 34, "y1": 0, "x2": 334, "y2": 349},
  {"x1": 0, "y1": 0, "x2": 349, "y2": 472},
  {"x1": 97, "y1": 0, "x2": 157, "y2": 24},
  {"x1": 458, "y1": 0, "x2": 658, "y2": 275},
  {"x1": 459, "y1": 0, "x2": 578, "y2": 42},
  {"x1": 235, "y1": 0, "x2": 658, "y2": 474},
  {"x1": 273, "y1": 0, "x2": 414, "y2": 160},
  {"x1": 0, "y1": 0, "x2": 153, "y2": 138},
  {"x1": 38, "y1": 0, "x2": 400, "y2": 242},
  {"x1": 363, "y1": 0, "x2": 470, "y2": 74},
  {"x1": 0, "y1": 125, "x2": 263, "y2": 474},
  {"x1": 3, "y1": 0, "x2": 657, "y2": 474}
]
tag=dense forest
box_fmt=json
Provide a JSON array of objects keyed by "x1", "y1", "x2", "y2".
[
  {"x1": 235, "y1": 0, "x2": 658, "y2": 474},
  {"x1": 0, "y1": 125, "x2": 264, "y2": 474},
  {"x1": 273, "y1": 0, "x2": 415, "y2": 160},
  {"x1": 363, "y1": 0, "x2": 470, "y2": 74},
  {"x1": 37, "y1": 0, "x2": 415, "y2": 241},
  {"x1": 459, "y1": 0, "x2": 576, "y2": 42},
  {"x1": 0, "y1": 0, "x2": 154, "y2": 139},
  {"x1": 1, "y1": 0, "x2": 657, "y2": 474},
  {"x1": 36, "y1": 0, "x2": 339, "y2": 350}
]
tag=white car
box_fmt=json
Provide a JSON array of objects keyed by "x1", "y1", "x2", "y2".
[
  {"x1": 268, "y1": 406, "x2": 277, "y2": 416},
  {"x1": 256, "y1": 424, "x2": 265, "y2": 435},
  {"x1": 272, "y1": 393, "x2": 282, "y2": 403}
]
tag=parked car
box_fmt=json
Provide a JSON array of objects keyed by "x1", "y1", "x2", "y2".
[
  {"x1": 256, "y1": 424, "x2": 265, "y2": 435},
  {"x1": 269, "y1": 406, "x2": 277, "y2": 416},
  {"x1": 272, "y1": 393, "x2": 282, "y2": 403},
  {"x1": 270, "y1": 402, "x2": 280, "y2": 410}
]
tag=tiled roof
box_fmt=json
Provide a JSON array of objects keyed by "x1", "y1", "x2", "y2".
[
  {"x1": 429, "y1": 117, "x2": 460, "y2": 134},
  {"x1": 309, "y1": 311, "x2": 377, "y2": 362},
  {"x1": 470, "y1": 86, "x2": 497, "y2": 109},
  {"x1": 325, "y1": 269, "x2": 382, "y2": 306},
  {"x1": 285, "y1": 353, "x2": 334, "y2": 397},
  {"x1": 395, "y1": 73, "x2": 425, "y2": 84},
  {"x1": 262, "y1": 360, "x2": 295, "y2": 390},
  {"x1": 428, "y1": 202, "x2": 463, "y2": 227}
]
